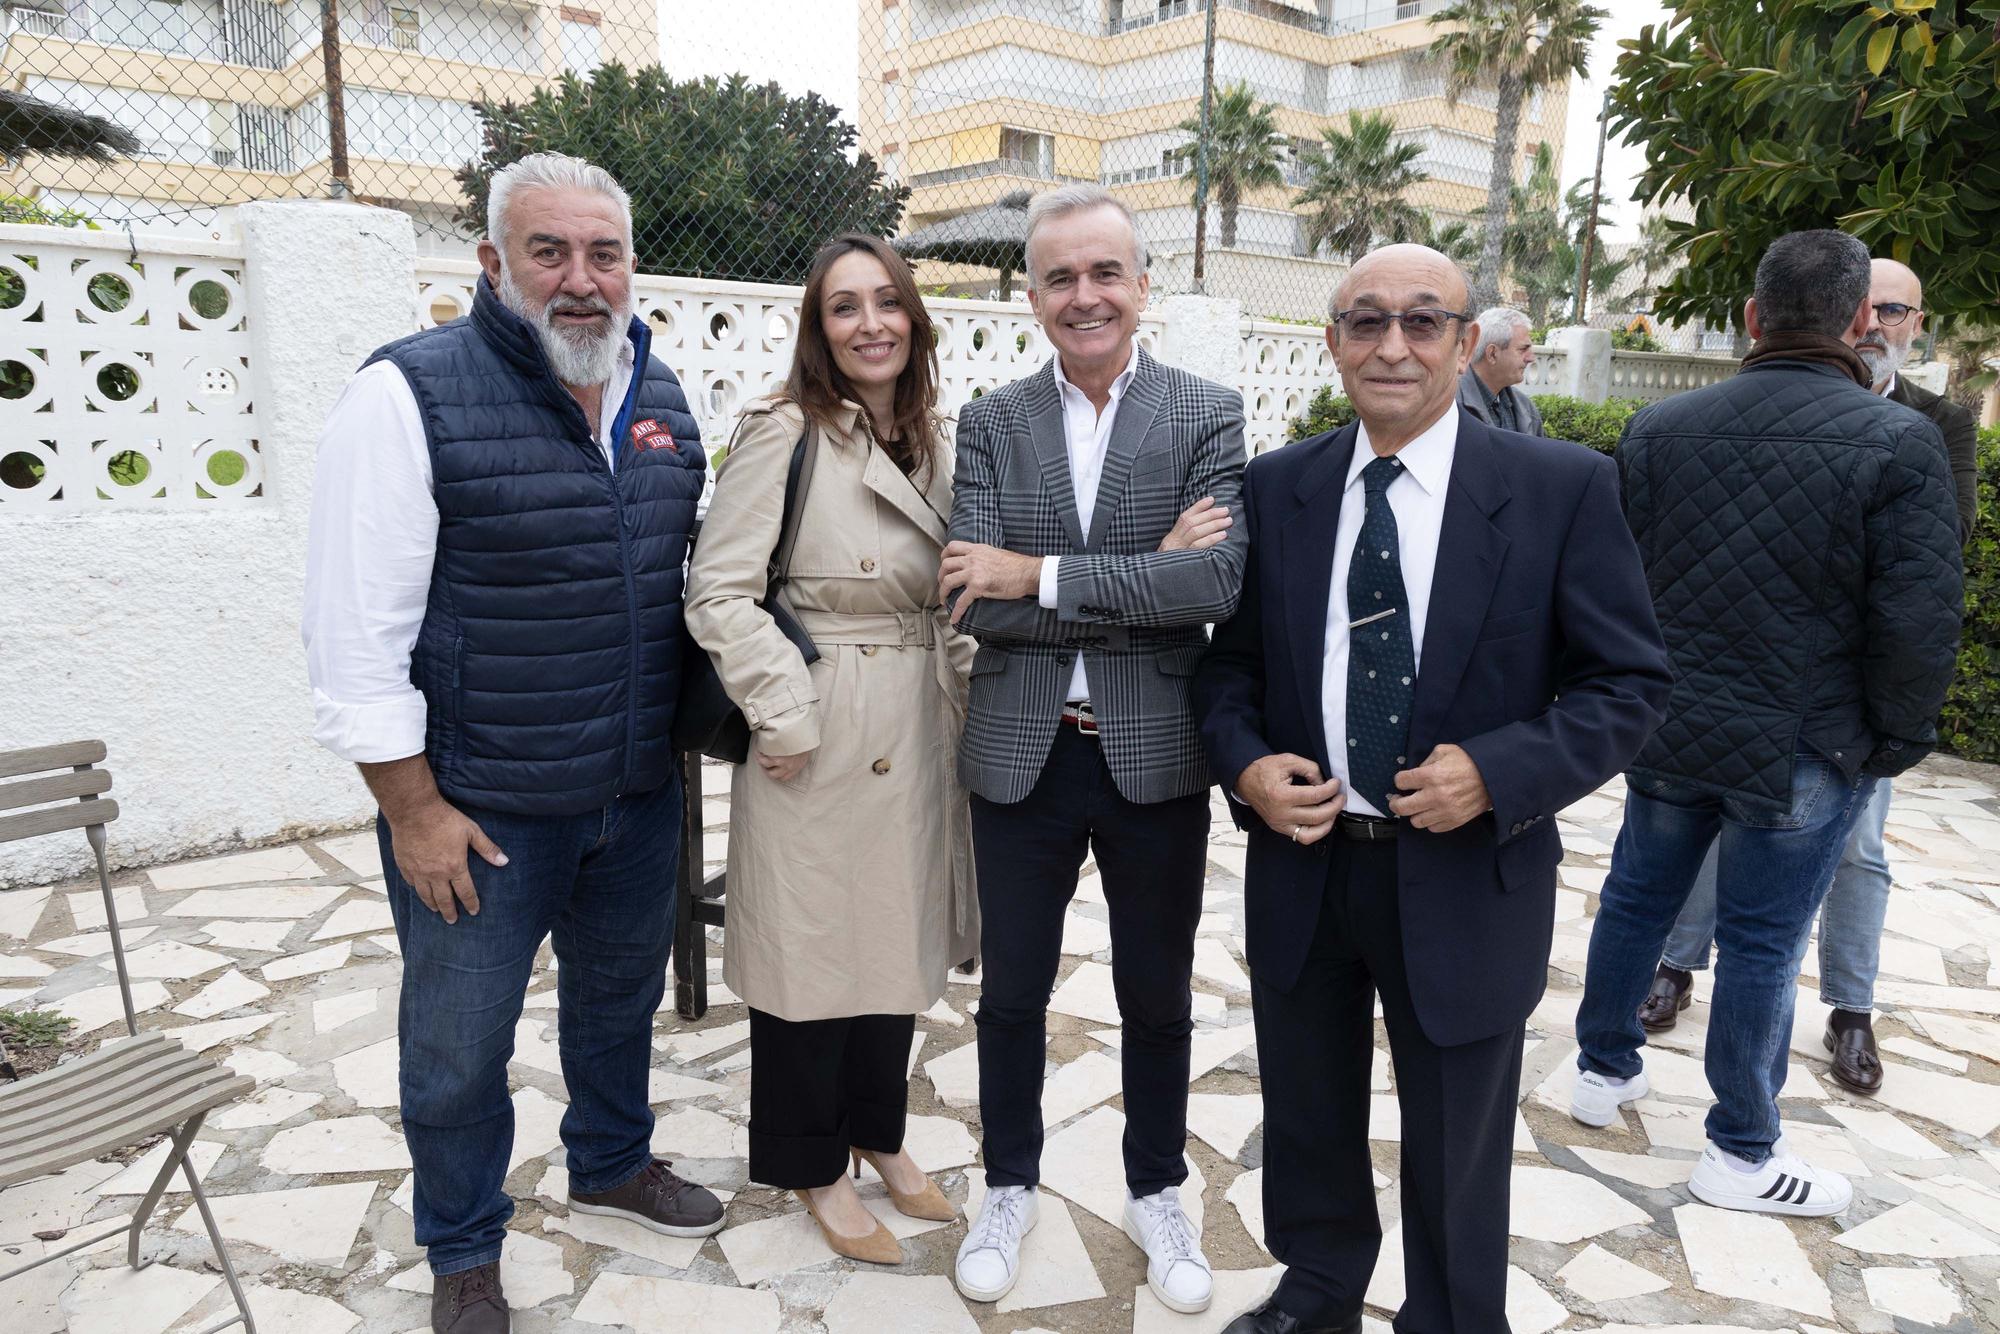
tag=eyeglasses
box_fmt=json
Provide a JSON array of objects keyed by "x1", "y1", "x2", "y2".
[
  {"x1": 1331, "y1": 308, "x2": 1470, "y2": 344},
  {"x1": 1872, "y1": 302, "x2": 1921, "y2": 327}
]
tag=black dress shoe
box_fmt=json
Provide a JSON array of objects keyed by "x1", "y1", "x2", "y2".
[
  {"x1": 1637, "y1": 964, "x2": 1694, "y2": 1033},
  {"x1": 1824, "y1": 1015, "x2": 1883, "y2": 1094},
  {"x1": 1221, "y1": 1296, "x2": 1362, "y2": 1334}
]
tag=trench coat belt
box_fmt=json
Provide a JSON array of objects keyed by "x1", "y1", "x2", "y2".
[{"x1": 791, "y1": 608, "x2": 939, "y2": 649}]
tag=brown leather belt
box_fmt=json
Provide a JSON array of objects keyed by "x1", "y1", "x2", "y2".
[
  {"x1": 1059, "y1": 702, "x2": 1099, "y2": 736},
  {"x1": 1336, "y1": 813, "x2": 1400, "y2": 841}
]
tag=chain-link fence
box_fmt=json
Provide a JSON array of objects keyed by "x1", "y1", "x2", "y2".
[{"x1": 1, "y1": 0, "x2": 1669, "y2": 326}]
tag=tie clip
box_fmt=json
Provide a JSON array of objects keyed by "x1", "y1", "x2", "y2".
[{"x1": 1350, "y1": 607, "x2": 1398, "y2": 630}]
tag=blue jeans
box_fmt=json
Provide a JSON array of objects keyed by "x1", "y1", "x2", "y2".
[
  {"x1": 1576, "y1": 756, "x2": 1873, "y2": 1163},
  {"x1": 1661, "y1": 780, "x2": 1894, "y2": 1013},
  {"x1": 380, "y1": 775, "x2": 680, "y2": 1275}
]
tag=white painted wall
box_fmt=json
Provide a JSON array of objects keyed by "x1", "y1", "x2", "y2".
[{"x1": 0, "y1": 203, "x2": 418, "y2": 888}]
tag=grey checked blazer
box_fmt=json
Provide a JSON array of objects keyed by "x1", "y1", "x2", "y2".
[{"x1": 949, "y1": 347, "x2": 1249, "y2": 805}]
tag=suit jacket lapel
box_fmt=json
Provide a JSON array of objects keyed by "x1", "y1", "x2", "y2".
[
  {"x1": 1411, "y1": 412, "x2": 1510, "y2": 750},
  {"x1": 1084, "y1": 347, "x2": 1166, "y2": 551},
  {"x1": 1024, "y1": 364, "x2": 1087, "y2": 551},
  {"x1": 1281, "y1": 426, "x2": 1356, "y2": 776}
]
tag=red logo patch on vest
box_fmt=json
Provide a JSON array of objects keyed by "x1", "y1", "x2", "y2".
[{"x1": 630, "y1": 419, "x2": 676, "y2": 451}]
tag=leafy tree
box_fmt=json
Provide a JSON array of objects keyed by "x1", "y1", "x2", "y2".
[
  {"x1": 1176, "y1": 82, "x2": 1286, "y2": 250},
  {"x1": 459, "y1": 65, "x2": 908, "y2": 284},
  {"x1": 1295, "y1": 112, "x2": 1429, "y2": 264},
  {"x1": 1609, "y1": 1, "x2": 2000, "y2": 330},
  {"x1": 1430, "y1": 0, "x2": 1608, "y2": 308}
]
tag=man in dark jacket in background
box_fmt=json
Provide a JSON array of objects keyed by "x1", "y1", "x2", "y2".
[{"x1": 1570, "y1": 230, "x2": 1962, "y2": 1220}]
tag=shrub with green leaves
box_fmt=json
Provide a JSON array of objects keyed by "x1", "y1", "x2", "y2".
[
  {"x1": 1940, "y1": 427, "x2": 1999, "y2": 762},
  {"x1": 1531, "y1": 395, "x2": 1644, "y2": 454},
  {"x1": 1286, "y1": 385, "x2": 1357, "y2": 441}
]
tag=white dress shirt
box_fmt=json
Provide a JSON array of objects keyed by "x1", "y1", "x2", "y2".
[
  {"x1": 1321, "y1": 406, "x2": 1459, "y2": 817},
  {"x1": 1036, "y1": 339, "x2": 1140, "y2": 703},
  {"x1": 301, "y1": 344, "x2": 636, "y2": 764}
]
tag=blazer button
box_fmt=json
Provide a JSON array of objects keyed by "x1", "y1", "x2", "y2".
[
  {"x1": 872, "y1": 758, "x2": 892, "y2": 775},
  {"x1": 860, "y1": 645, "x2": 878, "y2": 656},
  {"x1": 860, "y1": 557, "x2": 877, "y2": 573}
]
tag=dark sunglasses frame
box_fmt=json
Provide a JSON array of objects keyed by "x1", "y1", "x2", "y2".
[{"x1": 1331, "y1": 307, "x2": 1472, "y2": 342}]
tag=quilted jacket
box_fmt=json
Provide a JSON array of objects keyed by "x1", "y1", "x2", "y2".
[{"x1": 1617, "y1": 358, "x2": 1963, "y2": 816}]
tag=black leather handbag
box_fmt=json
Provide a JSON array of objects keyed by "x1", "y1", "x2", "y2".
[{"x1": 673, "y1": 420, "x2": 822, "y2": 763}]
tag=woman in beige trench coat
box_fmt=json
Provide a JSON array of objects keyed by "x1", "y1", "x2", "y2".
[{"x1": 683, "y1": 235, "x2": 976, "y2": 1264}]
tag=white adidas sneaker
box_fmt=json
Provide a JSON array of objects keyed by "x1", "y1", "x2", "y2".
[
  {"x1": 1122, "y1": 1186, "x2": 1213, "y2": 1314},
  {"x1": 1687, "y1": 1141, "x2": 1853, "y2": 1217},
  {"x1": 1570, "y1": 1068, "x2": 1650, "y2": 1128}
]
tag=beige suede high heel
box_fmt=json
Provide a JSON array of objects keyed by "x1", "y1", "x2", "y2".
[
  {"x1": 794, "y1": 1186, "x2": 901, "y2": 1265},
  {"x1": 853, "y1": 1148, "x2": 956, "y2": 1222}
]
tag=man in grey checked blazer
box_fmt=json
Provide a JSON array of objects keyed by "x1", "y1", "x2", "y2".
[{"x1": 939, "y1": 186, "x2": 1248, "y2": 1315}]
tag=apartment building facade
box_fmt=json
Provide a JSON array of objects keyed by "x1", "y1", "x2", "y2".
[
  {"x1": 1, "y1": 0, "x2": 650, "y2": 240},
  {"x1": 859, "y1": 0, "x2": 1566, "y2": 317}
]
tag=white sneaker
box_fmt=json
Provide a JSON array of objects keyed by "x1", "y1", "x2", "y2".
[
  {"x1": 1122, "y1": 1186, "x2": 1213, "y2": 1314},
  {"x1": 955, "y1": 1185, "x2": 1038, "y2": 1303},
  {"x1": 1688, "y1": 1140, "x2": 1852, "y2": 1217},
  {"x1": 1570, "y1": 1068, "x2": 1649, "y2": 1128}
]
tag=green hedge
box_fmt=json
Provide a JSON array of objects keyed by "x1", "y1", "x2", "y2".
[{"x1": 1280, "y1": 398, "x2": 1999, "y2": 763}]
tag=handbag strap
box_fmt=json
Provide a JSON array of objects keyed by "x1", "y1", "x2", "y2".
[{"x1": 767, "y1": 419, "x2": 819, "y2": 594}]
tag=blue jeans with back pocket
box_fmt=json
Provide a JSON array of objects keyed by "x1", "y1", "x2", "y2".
[{"x1": 1575, "y1": 755, "x2": 1873, "y2": 1163}]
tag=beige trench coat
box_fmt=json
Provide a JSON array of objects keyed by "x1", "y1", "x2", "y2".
[{"x1": 684, "y1": 397, "x2": 978, "y2": 1022}]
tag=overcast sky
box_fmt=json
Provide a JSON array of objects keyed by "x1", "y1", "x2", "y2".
[{"x1": 662, "y1": 1, "x2": 1678, "y2": 240}]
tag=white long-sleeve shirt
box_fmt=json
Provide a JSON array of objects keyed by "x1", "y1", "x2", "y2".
[
  {"x1": 300, "y1": 348, "x2": 634, "y2": 763},
  {"x1": 1320, "y1": 406, "x2": 1457, "y2": 817},
  {"x1": 1035, "y1": 340, "x2": 1140, "y2": 704}
]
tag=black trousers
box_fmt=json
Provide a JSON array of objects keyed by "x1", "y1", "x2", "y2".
[
  {"x1": 971, "y1": 725, "x2": 1210, "y2": 1195},
  {"x1": 747, "y1": 1007, "x2": 915, "y2": 1189},
  {"x1": 1255, "y1": 838, "x2": 1524, "y2": 1333}
]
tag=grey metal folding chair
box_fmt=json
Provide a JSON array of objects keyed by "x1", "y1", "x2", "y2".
[{"x1": 0, "y1": 741, "x2": 259, "y2": 1333}]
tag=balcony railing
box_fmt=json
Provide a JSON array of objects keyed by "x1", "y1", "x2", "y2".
[
  {"x1": 4, "y1": 5, "x2": 86, "y2": 38},
  {"x1": 909, "y1": 158, "x2": 1096, "y2": 189},
  {"x1": 1108, "y1": 0, "x2": 1445, "y2": 37}
]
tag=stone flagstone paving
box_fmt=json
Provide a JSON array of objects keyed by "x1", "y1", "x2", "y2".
[{"x1": 5, "y1": 757, "x2": 2000, "y2": 1332}]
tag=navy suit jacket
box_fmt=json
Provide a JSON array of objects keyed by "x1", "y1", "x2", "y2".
[{"x1": 1193, "y1": 410, "x2": 1670, "y2": 1048}]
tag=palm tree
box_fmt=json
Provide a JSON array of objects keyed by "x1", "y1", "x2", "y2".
[
  {"x1": 1294, "y1": 112, "x2": 1429, "y2": 265},
  {"x1": 1622, "y1": 212, "x2": 1679, "y2": 314},
  {"x1": 1417, "y1": 213, "x2": 1482, "y2": 266},
  {"x1": 1560, "y1": 177, "x2": 1626, "y2": 321},
  {"x1": 1429, "y1": 0, "x2": 1607, "y2": 309},
  {"x1": 1176, "y1": 82, "x2": 1286, "y2": 251},
  {"x1": 1499, "y1": 142, "x2": 1568, "y2": 326}
]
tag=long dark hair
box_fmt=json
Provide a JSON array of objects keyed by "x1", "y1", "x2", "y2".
[{"x1": 783, "y1": 234, "x2": 941, "y2": 480}]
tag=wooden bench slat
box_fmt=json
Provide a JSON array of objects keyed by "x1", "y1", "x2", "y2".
[
  {"x1": 2, "y1": 1063, "x2": 249, "y2": 1165},
  {"x1": 0, "y1": 741, "x2": 107, "y2": 779},
  {"x1": 0, "y1": 798, "x2": 119, "y2": 845},
  {"x1": 0, "y1": 1071, "x2": 255, "y2": 1187},
  {"x1": 0, "y1": 769, "x2": 113, "y2": 812},
  {"x1": 0, "y1": 1039, "x2": 217, "y2": 1136}
]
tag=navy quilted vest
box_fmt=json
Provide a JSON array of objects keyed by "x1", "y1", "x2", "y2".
[{"x1": 365, "y1": 278, "x2": 705, "y2": 816}]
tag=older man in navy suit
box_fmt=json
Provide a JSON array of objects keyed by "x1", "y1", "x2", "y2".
[{"x1": 1194, "y1": 244, "x2": 1670, "y2": 1333}]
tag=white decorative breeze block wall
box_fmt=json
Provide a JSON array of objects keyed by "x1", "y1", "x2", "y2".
[
  {"x1": 0, "y1": 227, "x2": 261, "y2": 508},
  {"x1": 1239, "y1": 320, "x2": 1336, "y2": 453},
  {"x1": 414, "y1": 260, "x2": 1171, "y2": 453}
]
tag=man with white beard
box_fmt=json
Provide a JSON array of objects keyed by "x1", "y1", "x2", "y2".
[
  {"x1": 1632, "y1": 256, "x2": 1978, "y2": 1097},
  {"x1": 303, "y1": 153, "x2": 721, "y2": 1333}
]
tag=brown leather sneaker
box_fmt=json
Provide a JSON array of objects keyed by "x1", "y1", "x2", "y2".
[
  {"x1": 570, "y1": 1157, "x2": 726, "y2": 1237},
  {"x1": 432, "y1": 1261, "x2": 508, "y2": 1333},
  {"x1": 1824, "y1": 1015, "x2": 1883, "y2": 1094},
  {"x1": 1637, "y1": 965, "x2": 1694, "y2": 1033}
]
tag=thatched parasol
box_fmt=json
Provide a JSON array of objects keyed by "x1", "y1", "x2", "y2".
[
  {"x1": 893, "y1": 188, "x2": 1032, "y2": 300},
  {"x1": 0, "y1": 89, "x2": 142, "y2": 163}
]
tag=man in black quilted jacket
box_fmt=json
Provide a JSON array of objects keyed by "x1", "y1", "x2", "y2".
[{"x1": 1570, "y1": 229, "x2": 1962, "y2": 1219}]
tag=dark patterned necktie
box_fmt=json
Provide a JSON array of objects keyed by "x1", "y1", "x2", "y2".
[{"x1": 1346, "y1": 455, "x2": 1416, "y2": 812}]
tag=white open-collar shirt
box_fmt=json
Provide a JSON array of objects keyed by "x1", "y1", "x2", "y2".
[
  {"x1": 301, "y1": 341, "x2": 636, "y2": 764},
  {"x1": 1036, "y1": 339, "x2": 1141, "y2": 705},
  {"x1": 1320, "y1": 405, "x2": 1459, "y2": 817}
]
